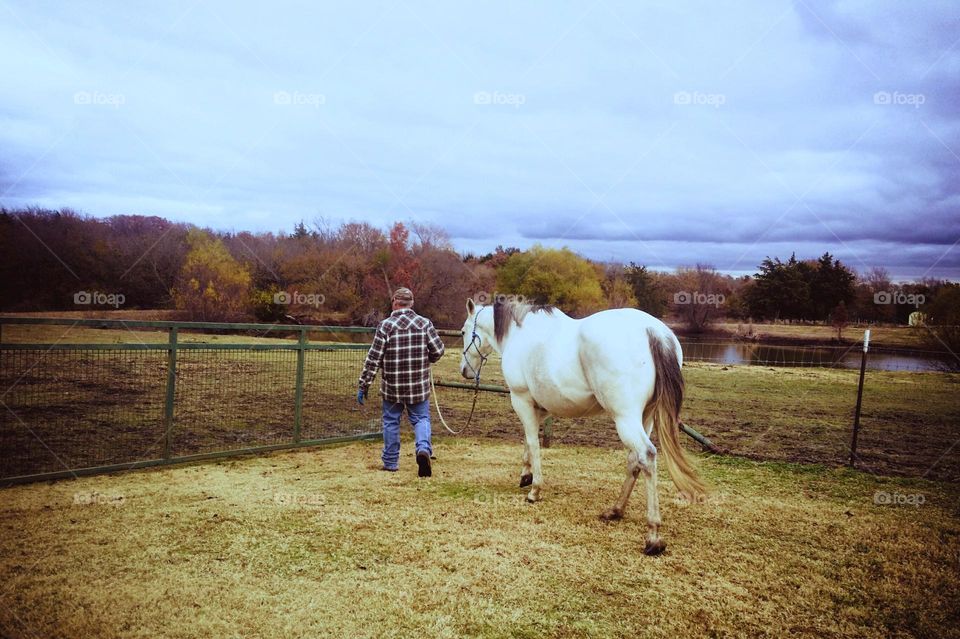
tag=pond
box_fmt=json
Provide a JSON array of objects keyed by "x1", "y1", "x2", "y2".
[{"x1": 678, "y1": 339, "x2": 956, "y2": 372}]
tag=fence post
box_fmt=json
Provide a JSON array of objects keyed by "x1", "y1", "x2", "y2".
[
  {"x1": 848, "y1": 329, "x2": 870, "y2": 467},
  {"x1": 163, "y1": 327, "x2": 178, "y2": 460},
  {"x1": 293, "y1": 328, "x2": 306, "y2": 443},
  {"x1": 542, "y1": 416, "x2": 553, "y2": 448}
]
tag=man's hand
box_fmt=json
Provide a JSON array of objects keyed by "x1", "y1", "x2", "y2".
[{"x1": 357, "y1": 388, "x2": 367, "y2": 405}]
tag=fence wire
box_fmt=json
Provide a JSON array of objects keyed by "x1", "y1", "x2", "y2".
[
  {"x1": 1, "y1": 348, "x2": 166, "y2": 478},
  {"x1": 0, "y1": 325, "x2": 384, "y2": 481},
  {"x1": 1, "y1": 318, "x2": 957, "y2": 484},
  {"x1": 172, "y1": 349, "x2": 298, "y2": 455},
  {"x1": 301, "y1": 348, "x2": 376, "y2": 441}
]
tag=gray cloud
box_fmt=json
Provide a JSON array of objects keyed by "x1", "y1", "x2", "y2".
[{"x1": 0, "y1": 0, "x2": 957, "y2": 281}]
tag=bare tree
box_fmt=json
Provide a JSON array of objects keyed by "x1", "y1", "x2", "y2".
[{"x1": 672, "y1": 264, "x2": 729, "y2": 332}]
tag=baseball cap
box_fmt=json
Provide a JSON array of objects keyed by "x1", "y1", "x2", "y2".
[{"x1": 393, "y1": 287, "x2": 414, "y2": 303}]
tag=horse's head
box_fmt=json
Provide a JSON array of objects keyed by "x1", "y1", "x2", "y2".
[{"x1": 459, "y1": 298, "x2": 495, "y2": 380}]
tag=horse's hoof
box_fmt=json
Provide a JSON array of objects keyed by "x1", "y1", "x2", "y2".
[
  {"x1": 519, "y1": 473, "x2": 533, "y2": 488},
  {"x1": 643, "y1": 539, "x2": 667, "y2": 556},
  {"x1": 525, "y1": 491, "x2": 541, "y2": 503},
  {"x1": 599, "y1": 508, "x2": 623, "y2": 521}
]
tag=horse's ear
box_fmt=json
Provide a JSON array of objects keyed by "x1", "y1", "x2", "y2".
[{"x1": 466, "y1": 298, "x2": 476, "y2": 315}]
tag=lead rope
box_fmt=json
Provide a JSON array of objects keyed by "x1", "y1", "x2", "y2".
[
  {"x1": 430, "y1": 369, "x2": 480, "y2": 435},
  {"x1": 431, "y1": 312, "x2": 487, "y2": 435}
]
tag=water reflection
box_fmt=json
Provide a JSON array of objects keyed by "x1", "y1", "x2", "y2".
[{"x1": 678, "y1": 340, "x2": 955, "y2": 372}]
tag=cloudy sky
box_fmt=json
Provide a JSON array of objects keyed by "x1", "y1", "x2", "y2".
[{"x1": 1, "y1": 0, "x2": 958, "y2": 280}]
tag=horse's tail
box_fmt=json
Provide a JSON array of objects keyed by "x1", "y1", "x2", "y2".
[{"x1": 644, "y1": 328, "x2": 707, "y2": 500}]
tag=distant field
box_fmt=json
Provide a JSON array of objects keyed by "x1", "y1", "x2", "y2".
[
  {"x1": 1, "y1": 309, "x2": 931, "y2": 349},
  {"x1": 711, "y1": 321, "x2": 929, "y2": 349},
  {"x1": 1, "y1": 440, "x2": 958, "y2": 638},
  {"x1": 2, "y1": 323, "x2": 958, "y2": 482}
]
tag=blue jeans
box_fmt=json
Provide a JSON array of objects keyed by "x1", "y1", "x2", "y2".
[{"x1": 381, "y1": 399, "x2": 432, "y2": 470}]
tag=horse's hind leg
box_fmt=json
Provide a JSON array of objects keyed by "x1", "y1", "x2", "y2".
[
  {"x1": 640, "y1": 454, "x2": 665, "y2": 555},
  {"x1": 600, "y1": 450, "x2": 641, "y2": 521},
  {"x1": 520, "y1": 444, "x2": 532, "y2": 487},
  {"x1": 519, "y1": 407, "x2": 546, "y2": 488},
  {"x1": 601, "y1": 417, "x2": 665, "y2": 555}
]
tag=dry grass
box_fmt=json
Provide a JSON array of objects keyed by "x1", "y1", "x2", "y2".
[
  {"x1": 0, "y1": 438, "x2": 958, "y2": 638},
  {"x1": 2, "y1": 322, "x2": 311, "y2": 345}
]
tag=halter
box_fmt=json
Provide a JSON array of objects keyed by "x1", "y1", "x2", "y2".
[{"x1": 461, "y1": 308, "x2": 489, "y2": 385}]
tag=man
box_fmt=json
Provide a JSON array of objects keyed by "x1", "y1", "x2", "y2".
[{"x1": 357, "y1": 287, "x2": 445, "y2": 477}]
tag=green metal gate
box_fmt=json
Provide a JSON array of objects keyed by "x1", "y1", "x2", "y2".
[{"x1": 0, "y1": 317, "x2": 391, "y2": 484}]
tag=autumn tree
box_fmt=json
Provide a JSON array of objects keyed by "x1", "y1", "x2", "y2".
[
  {"x1": 602, "y1": 264, "x2": 638, "y2": 308},
  {"x1": 172, "y1": 229, "x2": 252, "y2": 321},
  {"x1": 496, "y1": 245, "x2": 605, "y2": 316},
  {"x1": 479, "y1": 245, "x2": 521, "y2": 269}
]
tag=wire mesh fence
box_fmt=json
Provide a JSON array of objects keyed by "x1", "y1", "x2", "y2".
[
  {"x1": 0, "y1": 318, "x2": 381, "y2": 483},
  {"x1": 0, "y1": 347, "x2": 167, "y2": 478},
  {"x1": 1, "y1": 317, "x2": 957, "y2": 484}
]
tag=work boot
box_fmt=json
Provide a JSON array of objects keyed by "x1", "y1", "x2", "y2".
[{"x1": 416, "y1": 450, "x2": 432, "y2": 478}]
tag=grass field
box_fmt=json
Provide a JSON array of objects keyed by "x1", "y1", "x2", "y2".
[
  {"x1": 0, "y1": 310, "x2": 933, "y2": 349},
  {"x1": 710, "y1": 321, "x2": 929, "y2": 349},
  {"x1": 1, "y1": 438, "x2": 958, "y2": 638}
]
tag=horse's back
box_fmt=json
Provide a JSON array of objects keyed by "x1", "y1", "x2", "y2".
[
  {"x1": 576, "y1": 308, "x2": 680, "y2": 416},
  {"x1": 578, "y1": 308, "x2": 678, "y2": 354}
]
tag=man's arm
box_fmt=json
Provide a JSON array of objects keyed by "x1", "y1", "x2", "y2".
[
  {"x1": 359, "y1": 323, "x2": 388, "y2": 393},
  {"x1": 426, "y1": 321, "x2": 445, "y2": 363}
]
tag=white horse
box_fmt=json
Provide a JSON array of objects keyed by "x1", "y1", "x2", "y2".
[{"x1": 459, "y1": 298, "x2": 706, "y2": 555}]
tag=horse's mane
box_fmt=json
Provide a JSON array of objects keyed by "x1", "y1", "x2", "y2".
[{"x1": 493, "y1": 300, "x2": 555, "y2": 344}]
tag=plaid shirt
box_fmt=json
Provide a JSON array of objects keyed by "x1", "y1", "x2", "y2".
[{"x1": 358, "y1": 308, "x2": 445, "y2": 404}]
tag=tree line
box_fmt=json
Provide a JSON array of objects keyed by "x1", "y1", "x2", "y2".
[{"x1": 1, "y1": 208, "x2": 957, "y2": 343}]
